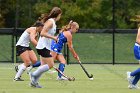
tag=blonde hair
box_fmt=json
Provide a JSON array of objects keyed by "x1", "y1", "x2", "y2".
[{"x1": 60, "y1": 21, "x2": 79, "y2": 32}]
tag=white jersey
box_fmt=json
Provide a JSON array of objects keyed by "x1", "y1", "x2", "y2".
[
  {"x1": 36, "y1": 18, "x2": 56, "y2": 50},
  {"x1": 16, "y1": 27, "x2": 36, "y2": 47}
]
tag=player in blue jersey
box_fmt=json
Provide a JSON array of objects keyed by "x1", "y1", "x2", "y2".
[
  {"x1": 51, "y1": 21, "x2": 80, "y2": 80},
  {"x1": 127, "y1": 15, "x2": 140, "y2": 89}
]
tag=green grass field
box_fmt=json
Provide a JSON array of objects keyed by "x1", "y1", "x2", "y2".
[
  {"x1": 70, "y1": 33, "x2": 137, "y2": 63},
  {"x1": 0, "y1": 33, "x2": 137, "y2": 63},
  {"x1": 0, "y1": 63, "x2": 140, "y2": 93}
]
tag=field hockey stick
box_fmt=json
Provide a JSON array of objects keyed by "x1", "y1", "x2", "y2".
[
  {"x1": 53, "y1": 66, "x2": 75, "y2": 81},
  {"x1": 78, "y1": 60, "x2": 93, "y2": 78}
]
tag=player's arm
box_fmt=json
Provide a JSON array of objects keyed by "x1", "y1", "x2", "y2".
[
  {"x1": 66, "y1": 32, "x2": 79, "y2": 61},
  {"x1": 136, "y1": 27, "x2": 140, "y2": 44},
  {"x1": 40, "y1": 20, "x2": 57, "y2": 41},
  {"x1": 29, "y1": 29, "x2": 38, "y2": 47},
  {"x1": 35, "y1": 35, "x2": 38, "y2": 42}
]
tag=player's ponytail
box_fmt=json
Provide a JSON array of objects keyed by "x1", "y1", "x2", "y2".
[
  {"x1": 60, "y1": 20, "x2": 73, "y2": 32},
  {"x1": 33, "y1": 7, "x2": 62, "y2": 27},
  {"x1": 42, "y1": 7, "x2": 62, "y2": 23}
]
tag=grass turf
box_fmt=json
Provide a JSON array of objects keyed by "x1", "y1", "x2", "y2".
[
  {"x1": 0, "y1": 33, "x2": 137, "y2": 63},
  {"x1": 0, "y1": 63, "x2": 140, "y2": 93}
]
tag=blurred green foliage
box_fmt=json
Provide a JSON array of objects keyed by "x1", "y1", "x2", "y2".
[{"x1": 0, "y1": 0, "x2": 140, "y2": 28}]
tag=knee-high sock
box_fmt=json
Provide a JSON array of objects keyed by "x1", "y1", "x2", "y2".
[
  {"x1": 32, "y1": 61, "x2": 41, "y2": 67},
  {"x1": 132, "y1": 74, "x2": 140, "y2": 85},
  {"x1": 32, "y1": 64, "x2": 49, "y2": 82},
  {"x1": 18, "y1": 63, "x2": 24, "y2": 69},
  {"x1": 15, "y1": 64, "x2": 26, "y2": 78},
  {"x1": 58, "y1": 63, "x2": 65, "y2": 78},
  {"x1": 130, "y1": 68, "x2": 140, "y2": 76}
]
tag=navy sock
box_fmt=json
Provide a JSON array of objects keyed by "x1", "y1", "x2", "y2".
[
  {"x1": 132, "y1": 74, "x2": 140, "y2": 85},
  {"x1": 58, "y1": 63, "x2": 65, "y2": 78},
  {"x1": 131, "y1": 68, "x2": 140, "y2": 76},
  {"x1": 32, "y1": 61, "x2": 41, "y2": 67}
]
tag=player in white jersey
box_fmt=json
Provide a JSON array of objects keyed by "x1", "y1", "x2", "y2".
[
  {"x1": 13, "y1": 22, "x2": 44, "y2": 81},
  {"x1": 29, "y1": 7, "x2": 62, "y2": 88}
]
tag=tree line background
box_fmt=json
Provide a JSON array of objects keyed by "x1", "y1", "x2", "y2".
[{"x1": 0, "y1": 0, "x2": 140, "y2": 29}]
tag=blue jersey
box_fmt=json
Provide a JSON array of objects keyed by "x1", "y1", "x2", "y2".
[
  {"x1": 134, "y1": 43, "x2": 140, "y2": 60},
  {"x1": 51, "y1": 32, "x2": 67, "y2": 54}
]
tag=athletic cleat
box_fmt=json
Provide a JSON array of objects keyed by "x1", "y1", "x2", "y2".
[
  {"x1": 35, "y1": 83, "x2": 42, "y2": 88},
  {"x1": 30, "y1": 82, "x2": 42, "y2": 88},
  {"x1": 61, "y1": 76, "x2": 68, "y2": 80},
  {"x1": 30, "y1": 82, "x2": 36, "y2": 87},
  {"x1": 29, "y1": 72, "x2": 41, "y2": 87},
  {"x1": 15, "y1": 66, "x2": 19, "y2": 72},
  {"x1": 56, "y1": 76, "x2": 68, "y2": 81},
  {"x1": 29, "y1": 72, "x2": 37, "y2": 85},
  {"x1": 128, "y1": 84, "x2": 140, "y2": 89},
  {"x1": 13, "y1": 77, "x2": 24, "y2": 81},
  {"x1": 56, "y1": 77, "x2": 61, "y2": 80}
]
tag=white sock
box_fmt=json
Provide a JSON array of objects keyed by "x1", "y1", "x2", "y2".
[
  {"x1": 18, "y1": 63, "x2": 23, "y2": 69},
  {"x1": 15, "y1": 64, "x2": 26, "y2": 78},
  {"x1": 32, "y1": 64, "x2": 49, "y2": 81}
]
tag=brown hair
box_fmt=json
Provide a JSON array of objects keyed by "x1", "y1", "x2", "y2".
[
  {"x1": 41, "y1": 7, "x2": 62, "y2": 23},
  {"x1": 32, "y1": 21, "x2": 44, "y2": 27}
]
